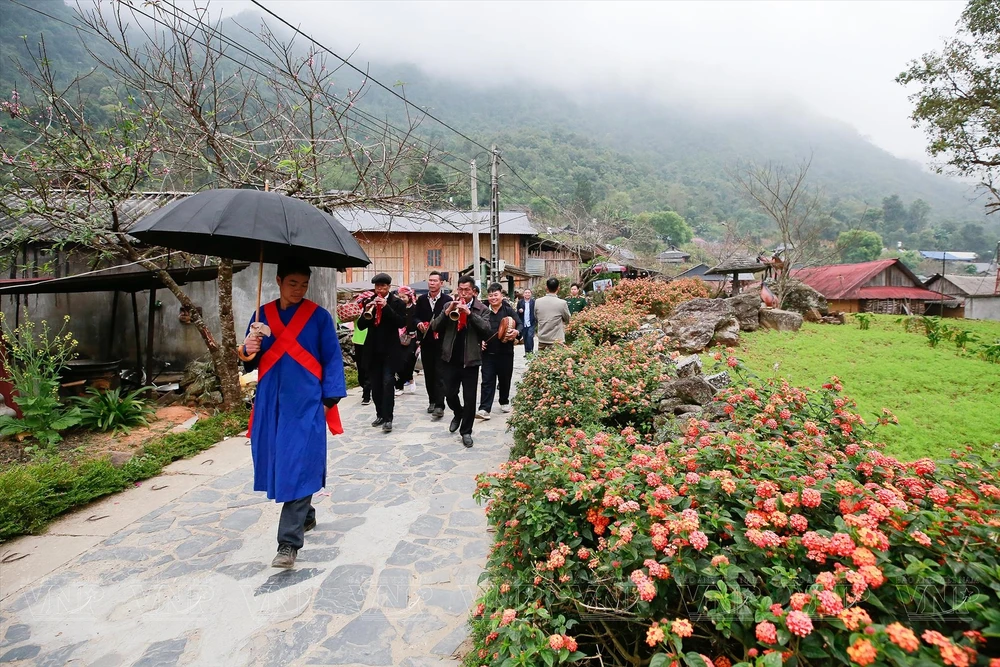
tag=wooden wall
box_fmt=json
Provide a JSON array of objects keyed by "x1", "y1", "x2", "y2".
[
  {"x1": 828, "y1": 299, "x2": 860, "y2": 313},
  {"x1": 863, "y1": 265, "x2": 917, "y2": 288},
  {"x1": 348, "y1": 232, "x2": 523, "y2": 286}
]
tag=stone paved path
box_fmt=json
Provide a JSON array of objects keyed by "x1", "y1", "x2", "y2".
[{"x1": 0, "y1": 352, "x2": 526, "y2": 666}]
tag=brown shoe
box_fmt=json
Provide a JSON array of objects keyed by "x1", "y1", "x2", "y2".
[{"x1": 271, "y1": 544, "x2": 297, "y2": 569}]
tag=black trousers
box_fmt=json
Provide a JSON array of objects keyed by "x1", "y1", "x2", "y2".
[
  {"x1": 479, "y1": 353, "x2": 514, "y2": 412},
  {"x1": 352, "y1": 343, "x2": 371, "y2": 400},
  {"x1": 369, "y1": 357, "x2": 397, "y2": 421},
  {"x1": 395, "y1": 342, "x2": 418, "y2": 389},
  {"x1": 277, "y1": 494, "x2": 314, "y2": 549},
  {"x1": 441, "y1": 363, "x2": 479, "y2": 435},
  {"x1": 422, "y1": 343, "x2": 445, "y2": 409}
]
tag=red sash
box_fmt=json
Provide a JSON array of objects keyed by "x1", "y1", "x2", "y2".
[{"x1": 247, "y1": 300, "x2": 343, "y2": 437}]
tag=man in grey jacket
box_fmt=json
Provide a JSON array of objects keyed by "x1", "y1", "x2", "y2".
[
  {"x1": 431, "y1": 275, "x2": 491, "y2": 447},
  {"x1": 534, "y1": 277, "x2": 571, "y2": 350}
]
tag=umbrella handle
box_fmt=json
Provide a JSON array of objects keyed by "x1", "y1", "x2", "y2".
[{"x1": 237, "y1": 346, "x2": 258, "y2": 362}]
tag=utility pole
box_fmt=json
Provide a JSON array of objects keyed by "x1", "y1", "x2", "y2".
[
  {"x1": 490, "y1": 145, "x2": 501, "y2": 285},
  {"x1": 470, "y1": 159, "x2": 481, "y2": 294}
]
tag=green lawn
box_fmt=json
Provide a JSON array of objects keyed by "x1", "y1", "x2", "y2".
[{"x1": 737, "y1": 315, "x2": 1000, "y2": 461}]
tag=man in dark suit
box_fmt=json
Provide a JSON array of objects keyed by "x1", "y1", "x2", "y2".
[
  {"x1": 516, "y1": 288, "x2": 536, "y2": 355},
  {"x1": 432, "y1": 275, "x2": 491, "y2": 448},
  {"x1": 356, "y1": 273, "x2": 406, "y2": 433},
  {"x1": 415, "y1": 271, "x2": 452, "y2": 420}
]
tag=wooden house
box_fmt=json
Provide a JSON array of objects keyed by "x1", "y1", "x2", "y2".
[
  {"x1": 924, "y1": 274, "x2": 1000, "y2": 321},
  {"x1": 793, "y1": 258, "x2": 952, "y2": 315}
]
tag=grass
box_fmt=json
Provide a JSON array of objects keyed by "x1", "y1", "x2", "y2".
[
  {"x1": 738, "y1": 315, "x2": 1000, "y2": 462},
  {"x1": 0, "y1": 410, "x2": 248, "y2": 541}
]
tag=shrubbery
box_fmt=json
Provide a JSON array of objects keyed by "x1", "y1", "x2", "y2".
[
  {"x1": 510, "y1": 337, "x2": 670, "y2": 459},
  {"x1": 605, "y1": 279, "x2": 712, "y2": 319},
  {"x1": 472, "y1": 357, "x2": 1000, "y2": 665},
  {"x1": 566, "y1": 304, "x2": 644, "y2": 344}
]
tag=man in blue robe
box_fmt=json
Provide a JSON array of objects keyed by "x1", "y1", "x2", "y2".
[{"x1": 242, "y1": 256, "x2": 346, "y2": 569}]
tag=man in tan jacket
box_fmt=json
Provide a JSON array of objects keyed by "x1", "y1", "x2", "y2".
[{"x1": 534, "y1": 277, "x2": 571, "y2": 350}]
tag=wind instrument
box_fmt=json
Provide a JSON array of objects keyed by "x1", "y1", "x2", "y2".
[{"x1": 449, "y1": 297, "x2": 467, "y2": 321}]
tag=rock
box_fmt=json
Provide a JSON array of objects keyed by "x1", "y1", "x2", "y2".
[
  {"x1": 673, "y1": 355, "x2": 702, "y2": 378},
  {"x1": 725, "y1": 293, "x2": 761, "y2": 332},
  {"x1": 779, "y1": 280, "x2": 828, "y2": 315},
  {"x1": 804, "y1": 308, "x2": 823, "y2": 323},
  {"x1": 759, "y1": 308, "x2": 804, "y2": 332},
  {"x1": 109, "y1": 451, "x2": 133, "y2": 467},
  {"x1": 671, "y1": 404, "x2": 704, "y2": 415},
  {"x1": 0, "y1": 396, "x2": 15, "y2": 419},
  {"x1": 704, "y1": 372, "x2": 732, "y2": 390},
  {"x1": 662, "y1": 376, "x2": 717, "y2": 406},
  {"x1": 711, "y1": 319, "x2": 740, "y2": 346},
  {"x1": 666, "y1": 298, "x2": 739, "y2": 353}
]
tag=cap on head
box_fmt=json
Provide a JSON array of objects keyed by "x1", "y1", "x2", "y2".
[{"x1": 372, "y1": 273, "x2": 393, "y2": 286}]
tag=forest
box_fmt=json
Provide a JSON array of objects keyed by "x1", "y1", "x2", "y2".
[{"x1": 1, "y1": 1, "x2": 996, "y2": 264}]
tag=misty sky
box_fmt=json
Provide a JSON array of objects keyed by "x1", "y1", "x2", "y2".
[{"x1": 213, "y1": 1, "x2": 964, "y2": 163}]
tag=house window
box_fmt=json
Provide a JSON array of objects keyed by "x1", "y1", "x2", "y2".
[{"x1": 427, "y1": 249, "x2": 442, "y2": 267}]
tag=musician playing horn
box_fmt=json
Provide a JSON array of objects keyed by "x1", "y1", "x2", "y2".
[
  {"x1": 356, "y1": 272, "x2": 407, "y2": 434},
  {"x1": 414, "y1": 271, "x2": 452, "y2": 420},
  {"x1": 432, "y1": 274, "x2": 490, "y2": 448},
  {"x1": 241, "y1": 256, "x2": 346, "y2": 570},
  {"x1": 477, "y1": 282, "x2": 523, "y2": 421}
]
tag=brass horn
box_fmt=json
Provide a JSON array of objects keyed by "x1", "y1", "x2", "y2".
[
  {"x1": 449, "y1": 298, "x2": 465, "y2": 321},
  {"x1": 362, "y1": 302, "x2": 377, "y2": 320}
]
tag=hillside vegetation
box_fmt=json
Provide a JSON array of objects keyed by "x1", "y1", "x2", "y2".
[{"x1": 2, "y1": 2, "x2": 996, "y2": 259}]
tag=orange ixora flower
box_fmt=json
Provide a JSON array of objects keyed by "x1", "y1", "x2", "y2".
[
  {"x1": 846, "y1": 638, "x2": 878, "y2": 666},
  {"x1": 886, "y1": 623, "x2": 919, "y2": 652}
]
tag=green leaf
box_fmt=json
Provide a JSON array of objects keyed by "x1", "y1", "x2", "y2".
[{"x1": 649, "y1": 655, "x2": 670, "y2": 667}]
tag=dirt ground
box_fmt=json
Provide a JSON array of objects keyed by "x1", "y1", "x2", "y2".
[{"x1": 0, "y1": 405, "x2": 208, "y2": 467}]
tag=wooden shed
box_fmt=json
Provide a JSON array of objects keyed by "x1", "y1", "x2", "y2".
[{"x1": 793, "y1": 259, "x2": 953, "y2": 315}]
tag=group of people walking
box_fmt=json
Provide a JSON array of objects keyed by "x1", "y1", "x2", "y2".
[{"x1": 240, "y1": 257, "x2": 588, "y2": 569}]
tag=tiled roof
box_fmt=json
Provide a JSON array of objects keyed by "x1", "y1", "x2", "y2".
[{"x1": 338, "y1": 208, "x2": 535, "y2": 236}]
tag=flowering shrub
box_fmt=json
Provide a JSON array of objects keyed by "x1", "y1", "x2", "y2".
[
  {"x1": 473, "y1": 363, "x2": 1000, "y2": 665},
  {"x1": 566, "y1": 303, "x2": 644, "y2": 344},
  {"x1": 510, "y1": 337, "x2": 670, "y2": 459},
  {"x1": 605, "y1": 278, "x2": 712, "y2": 318}
]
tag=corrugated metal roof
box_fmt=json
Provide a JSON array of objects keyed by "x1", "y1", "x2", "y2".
[
  {"x1": 857, "y1": 286, "x2": 950, "y2": 301},
  {"x1": 926, "y1": 274, "x2": 998, "y2": 297},
  {"x1": 792, "y1": 259, "x2": 899, "y2": 299},
  {"x1": 337, "y1": 208, "x2": 535, "y2": 236},
  {"x1": 919, "y1": 251, "x2": 978, "y2": 261}
]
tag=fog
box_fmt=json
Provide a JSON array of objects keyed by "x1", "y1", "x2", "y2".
[{"x1": 212, "y1": 1, "x2": 963, "y2": 163}]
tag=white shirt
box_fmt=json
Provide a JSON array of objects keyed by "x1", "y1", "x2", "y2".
[{"x1": 523, "y1": 300, "x2": 532, "y2": 327}]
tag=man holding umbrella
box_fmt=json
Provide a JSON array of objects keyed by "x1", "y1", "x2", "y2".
[
  {"x1": 242, "y1": 256, "x2": 347, "y2": 569},
  {"x1": 130, "y1": 188, "x2": 372, "y2": 570},
  {"x1": 356, "y1": 273, "x2": 407, "y2": 433}
]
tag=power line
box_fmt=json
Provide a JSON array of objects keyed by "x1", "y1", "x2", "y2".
[
  {"x1": 249, "y1": 0, "x2": 495, "y2": 157},
  {"x1": 10, "y1": 0, "x2": 559, "y2": 214}
]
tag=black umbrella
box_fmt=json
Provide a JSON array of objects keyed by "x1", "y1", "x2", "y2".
[
  {"x1": 130, "y1": 188, "x2": 370, "y2": 360},
  {"x1": 129, "y1": 188, "x2": 369, "y2": 269}
]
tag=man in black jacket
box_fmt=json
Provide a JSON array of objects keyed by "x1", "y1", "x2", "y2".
[
  {"x1": 414, "y1": 271, "x2": 452, "y2": 420},
  {"x1": 431, "y1": 275, "x2": 490, "y2": 448},
  {"x1": 356, "y1": 273, "x2": 406, "y2": 433},
  {"x1": 477, "y1": 283, "x2": 523, "y2": 420}
]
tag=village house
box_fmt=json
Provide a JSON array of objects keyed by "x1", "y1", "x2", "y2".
[
  {"x1": 793, "y1": 258, "x2": 952, "y2": 315},
  {"x1": 923, "y1": 273, "x2": 1000, "y2": 321},
  {"x1": 0, "y1": 193, "x2": 589, "y2": 370}
]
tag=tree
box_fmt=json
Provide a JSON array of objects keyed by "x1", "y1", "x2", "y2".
[
  {"x1": 730, "y1": 156, "x2": 829, "y2": 305},
  {"x1": 881, "y1": 195, "x2": 907, "y2": 234},
  {"x1": 836, "y1": 230, "x2": 884, "y2": 263},
  {"x1": 637, "y1": 210, "x2": 694, "y2": 245},
  {"x1": 898, "y1": 0, "x2": 1000, "y2": 212},
  {"x1": 0, "y1": 1, "x2": 425, "y2": 408},
  {"x1": 906, "y1": 199, "x2": 931, "y2": 233}
]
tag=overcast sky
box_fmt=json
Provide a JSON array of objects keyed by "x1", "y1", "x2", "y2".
[{"x1": 212, "y1": 1, "x2": 964, "y2": 163}]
